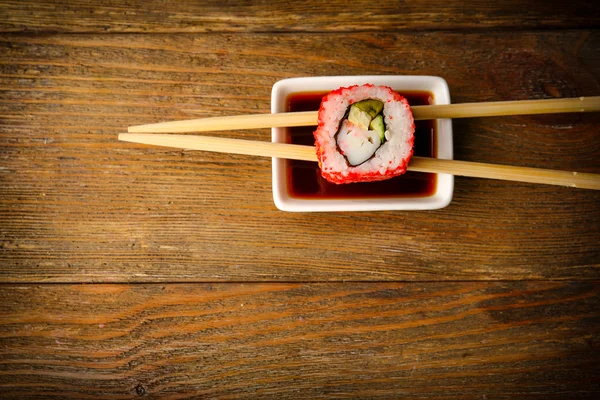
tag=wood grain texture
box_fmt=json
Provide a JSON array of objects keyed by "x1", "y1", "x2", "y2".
[
  {"x1": 1, "y1": 0, "x2": 599, "y2": 33},
  {"x1": 1, "y1": 3, "x2": 598, "y2": 398},
  {"x1": 0, "y1": 282, "x2": 597, "y2": 399},
  {"x1": 1, "y1": 32, "x2": 599, "y2": 282}
]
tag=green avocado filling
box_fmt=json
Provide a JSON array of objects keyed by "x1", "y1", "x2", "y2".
[
  {"x1": 346, "y1": 99, "x2": 386, "y2": 142},
  {"x1": 369, "y1": 115, "x2": 385, "y2": 142}
]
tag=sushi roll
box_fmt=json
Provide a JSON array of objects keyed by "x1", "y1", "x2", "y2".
[{"x1": 314, "y1": 84, "x2": 415, "y2": 184}]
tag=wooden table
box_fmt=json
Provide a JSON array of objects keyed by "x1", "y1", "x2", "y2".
[{"x1": 1, "y1": 2, "x2": 599, "y2": 398}]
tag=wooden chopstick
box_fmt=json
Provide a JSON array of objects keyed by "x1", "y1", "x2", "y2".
[
  {"x1": 128, "y1": 96, "x2": 600, "y2": 133},
  {"x1": 118, "y1": 133, "x2": 600, "y2": 190}
]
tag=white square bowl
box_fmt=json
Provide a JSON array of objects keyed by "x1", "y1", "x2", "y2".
[{"x1": 271, "y1": 76, "x2": 453, "y2": 212}]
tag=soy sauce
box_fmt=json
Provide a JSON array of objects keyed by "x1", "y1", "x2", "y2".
[{"x1": 286, "y1": 91, "x2": 437, "y2": 199}]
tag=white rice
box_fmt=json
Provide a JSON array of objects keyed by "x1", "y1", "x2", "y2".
[{"x1": 318, "y1": 85, "x2": 414, "y2": 176}]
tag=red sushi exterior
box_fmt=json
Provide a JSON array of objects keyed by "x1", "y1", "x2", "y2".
[{"x1": 313, "y1": 84, "x2": 415, "y2": 184}]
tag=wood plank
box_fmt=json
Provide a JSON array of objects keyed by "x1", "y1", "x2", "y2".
[
  {"x1": 0, "y1": 32, "x2": 599, "y2": 282},
  {"x1": 1, "y1": 0, "x2": 599, "y2": 33},
  {"x1": 0, "y1": 282, "x2": 597, "y2": 398}
]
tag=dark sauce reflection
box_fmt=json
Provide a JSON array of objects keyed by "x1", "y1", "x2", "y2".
[{"x1": 286, "y1": 91, "x2": 437, "y2": 199}]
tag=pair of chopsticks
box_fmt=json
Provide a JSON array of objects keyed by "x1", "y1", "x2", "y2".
[{"x1": 119, "y1": 97, "x2": 600, "y2": 190}]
